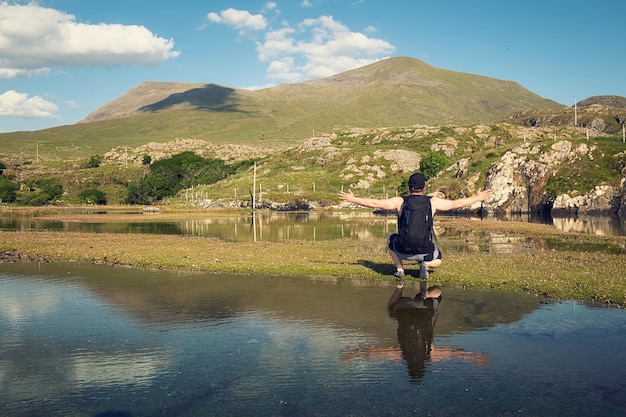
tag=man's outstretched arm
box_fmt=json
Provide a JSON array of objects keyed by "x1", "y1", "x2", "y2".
[
  {"x1": 432, "y1": 189, "x2": 492, "y2": 212},
  {"x1": 339, "y1": 190, "x2": 403, "y2": 211}
]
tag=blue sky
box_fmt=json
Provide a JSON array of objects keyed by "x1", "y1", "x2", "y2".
[{"x1": 1, "y1": 0, "x2": 624, "y2": 133}]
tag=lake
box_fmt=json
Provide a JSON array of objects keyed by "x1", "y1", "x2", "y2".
[{"x1": 1, "y1": 261, "x2": 625, "y2": 417}]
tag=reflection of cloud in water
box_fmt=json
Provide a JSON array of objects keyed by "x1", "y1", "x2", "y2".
[
  {"x1": 0, "y1": 278, "x2": 60, "y2": 325},
  {"x1": 71, "y1": 350, "x2": 170, "y2": 388}
]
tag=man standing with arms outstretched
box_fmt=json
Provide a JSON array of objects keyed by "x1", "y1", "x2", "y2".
[{"x1": 339, "y1": 172, "x2": 491, "y2": 280}]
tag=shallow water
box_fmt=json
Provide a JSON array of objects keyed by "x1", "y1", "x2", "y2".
[
  {"x1": 1, "y1": 211, "x2": 624, "y2": 240},
  {"x1": 1, "y1": 262, "x2": 625, "y2": 417}
]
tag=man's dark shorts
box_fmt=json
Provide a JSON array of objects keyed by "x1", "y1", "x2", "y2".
[{"x1": 388, "y1": 233, "x2": 442, "y2": 261}]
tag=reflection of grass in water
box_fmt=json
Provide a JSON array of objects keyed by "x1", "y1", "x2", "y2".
[
  {"x1": 0, "y1": 216, "x2": 624, "y2": 307},
  {"x1": 544, "y1": 238, "x2": 622, "y2": 254},
  {"x1": 442, "y1": 229, "x2": 621, "y2": 254}
]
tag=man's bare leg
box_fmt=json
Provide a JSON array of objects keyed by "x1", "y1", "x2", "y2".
[
  {"x1": 426, "y1": 259, "x2": 442, "y2": 269},
  {"x1": 388, "y1": 248, "x2": 405, "y2": 275}
]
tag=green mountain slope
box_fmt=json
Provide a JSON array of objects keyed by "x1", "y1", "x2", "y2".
[{"x1": 0, "y1": 56, "x2": 562, "y2": 162}]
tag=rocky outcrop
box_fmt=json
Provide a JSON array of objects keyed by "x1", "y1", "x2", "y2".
[
  {"x1": 103, "y1": 138, "x2": 271, "y2": 165},
  {"x1": 551, "y1": 185, "x2": 621, "y2": 215},
  {"x1": 508, "y1": 102, "x2": 626, "y2": 136},
  {"x1": 483, "y1": 140, "x2": 624, "y2": 216}
]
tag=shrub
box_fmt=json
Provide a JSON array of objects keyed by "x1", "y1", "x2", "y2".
[
  {"x1": 87, "y1": 155, "x2": 103, "y2": 168},
  {"x1": 125, "y1": 152, "x2": 254, "y2": 205},
  {"x1": 0, "y1": 176, "x2": 18, "y2": 203},
  {"x1": 78, "y1": 188, "x2": 107, "y2": 205},
  {"x1": 420, "y1": 151, "x2": 448, "y2": 181},
  {"x1": 36, "y1": 179, "x2": 63, "y2": 199},
  {"x1": 19, "y1": 192, "x2": 52, "y2": 206}
]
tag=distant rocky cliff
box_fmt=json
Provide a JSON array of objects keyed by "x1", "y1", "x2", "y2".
[
  {"x1": 483, "y1": 140, "x2": 624, "y2": 217},
  {"x1": 508, "y1": 97, "x2": 626, "y2": 136}
]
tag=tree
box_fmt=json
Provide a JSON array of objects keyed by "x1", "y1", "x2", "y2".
[
  {"x1": 36, "y1": 179, "x2": 63, "y2": 199},
  {"x1": 126, "y1": 174, "x2": 168, "y2": 205},
  {"x1": 420, "y1": 151, "x2": 448, "y2": 181},
  {"x1": 16, "y1": 179, "x2": 64, "y2": 206}
]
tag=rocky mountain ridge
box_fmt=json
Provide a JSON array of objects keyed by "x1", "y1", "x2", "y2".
[{"x1": 507, "y1": 100, "x2": 626, "y2": 135}]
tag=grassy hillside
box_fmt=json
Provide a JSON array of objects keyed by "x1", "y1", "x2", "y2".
[
  {"x1": 2, "y1": 121, "x2": 622, "y2": 207},
  {"x1": 170, "y1": 123, "x2": 623, "y2": 208},
  {"x1": 0, "y1": 57, "x2": 562, "y2": 163}
]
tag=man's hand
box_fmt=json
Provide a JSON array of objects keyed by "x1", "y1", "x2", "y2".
[
  {"x1": 338, "y1": 190, "x2": 355, "y2": 202},
  {"x1": 478, "y1": 189, "x2": 492, "y2": 202}
]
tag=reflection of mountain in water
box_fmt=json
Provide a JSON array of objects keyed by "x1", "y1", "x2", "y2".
[{"x1": 10, "y1": 262, "x2": 540, "y2": 339}]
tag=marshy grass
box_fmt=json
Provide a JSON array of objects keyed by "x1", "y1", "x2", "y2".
[{"x1": 0, "y1": 212, "x2": 624, "y2": 307}]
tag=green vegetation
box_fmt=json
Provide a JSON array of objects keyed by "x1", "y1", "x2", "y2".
[
  {"x1": 0, "y1": 124, "x2": 621, "y2": 210},
  {"x1": 17, "y1": 178, "x2": 63, "y2": 206},
  {"x1": 420, "y1": 151, "x2": 448, "y2": 180},
  {"x1": 86, "y1": 155, "x2": 103, "y2": 168},
  {"x1": 0, "y1": 176, "x2": 18, "y2": 203},
  {"x1": 544, "y1": 139, "x2": 624, "y2": 197},
  {"x1": 78, "y1": 188, "x2": 107, "y2": 205},
  {"x1": 126, "y1": 152, "x2": 255, "y2": 205}
]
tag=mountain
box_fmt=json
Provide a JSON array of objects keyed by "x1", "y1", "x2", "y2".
[
  {"x1": 0, "y1": 57, "x2": 562, "y2": 161},
  {"x1": 577, "y1": 95, "x2": 626, "y2": 108},
  {"x1": 82, "y1": 56, "x2": 561, "y2": 127}
]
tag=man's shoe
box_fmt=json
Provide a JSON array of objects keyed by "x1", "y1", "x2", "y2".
[{"x1": 394, "y1": 270, "x2": 405, "y2": 286}]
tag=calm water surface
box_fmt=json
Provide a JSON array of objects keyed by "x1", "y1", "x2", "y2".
[
  {"x1": 1, "y1": 211, "x2": 624, "y2": 239},
  {"x1": 1, "y1": 262, "x2": 625, "y2": 417}
]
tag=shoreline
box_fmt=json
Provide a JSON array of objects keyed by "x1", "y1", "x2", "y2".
[{"x1": 0, "y1": 215, "x2": 624, "y2": 307}]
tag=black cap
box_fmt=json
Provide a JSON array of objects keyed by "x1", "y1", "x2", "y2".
[{"x1": 408, "y1": 173, "x2": 426, "y2": 190}]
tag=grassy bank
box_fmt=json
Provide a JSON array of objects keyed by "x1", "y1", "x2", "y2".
[{"x1": 0, "y1": 214, "x2": 624, "y2": 307}]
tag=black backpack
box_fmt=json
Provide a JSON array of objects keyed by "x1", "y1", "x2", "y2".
[{"x1": 397, "y1": 195, "x2": 435, "y2": 254}]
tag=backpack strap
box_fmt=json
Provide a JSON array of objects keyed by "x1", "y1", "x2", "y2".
[{"x1": 431, "y1": 226, "x2": 439, "y2": 248}]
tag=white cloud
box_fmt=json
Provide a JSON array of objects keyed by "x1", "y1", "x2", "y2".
[
  {"x1": 207, "y1": 8, "x2": 267, "y2": 32},
  {"x1": 0, "y1": 2, "x2": 180, "y2": 79},
  {"x1": 266, "y1": 57, "x2": 301, "y2": 82},
  {"x1": 0, "y1": 90, "x2": 59, "y2": 118},
  {"x1": 208, "y1": 6, "x2": 394, "y2": 84},
  {"x1": 0, "y1": 68, "x2": 51, "y2": 78},
  {"x1": 263, "y1": 2, "x2": 278, "y2": 13},
  {"x1": 256, "y1": 15, "x2": 395, "y2": 82}
]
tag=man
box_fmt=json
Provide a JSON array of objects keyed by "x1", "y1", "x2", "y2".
[{"x1": 339, "y1": 172, "x2": 491, "y2": 280}]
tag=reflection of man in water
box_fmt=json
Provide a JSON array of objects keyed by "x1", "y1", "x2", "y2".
[
  {"x1": 341, "y1": 283, "x2": 489, "y2": 382},
  {"x1": 388, "y1": 283, "x2": 443, "y2": 381}
]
